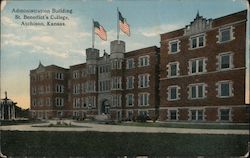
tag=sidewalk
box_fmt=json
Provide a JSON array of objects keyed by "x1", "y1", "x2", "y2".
[{"x1": 0, "y1": 121, "x2": 249, "y2": 135}]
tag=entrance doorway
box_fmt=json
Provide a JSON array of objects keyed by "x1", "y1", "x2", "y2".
[{"x1": 101, "y1": 99, "x2": 110, "y2": 114}]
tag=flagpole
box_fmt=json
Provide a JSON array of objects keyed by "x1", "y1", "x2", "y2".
[
  {"x1": 117, "y1": 7, "x2": 120, "y2": 41},
  {"x1": 92, "y1": 19, "x2": 95, "y2": 49}
]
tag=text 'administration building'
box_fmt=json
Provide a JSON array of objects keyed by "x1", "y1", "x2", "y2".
[{"x1": 30, "y1": 10, "x2": 248, "y2": 122}]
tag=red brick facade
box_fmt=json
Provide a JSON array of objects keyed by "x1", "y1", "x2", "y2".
[
  {"x1": 159, "y1": 10, "x2": 248, "y2": 122},
  {"x1": 30, "y1": 63, "x2": 70, "y2": 119},
  {"x1": 30, "y1": 10, "x2": 248, "y2": 122},
  {"x1": 30, "y1": 45, "x2": 160, "y2": 120}
]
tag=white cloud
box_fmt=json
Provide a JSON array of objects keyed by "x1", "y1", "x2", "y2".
[
  {"x1": 1, "y1": 33, "x2": 17, "y2": 39},
  {"x1": 1, "y1": 16, "x2": 18, "y2": 27},
  {"x1": 68, "y1": 49, "x2": 84, "y2": 55},
  {"x1": 78, "y1": 32, "x2": 91, "y2": 38},
  {"x1": 138, "y1": 24, "x2": 183, "y2": 37},
  {"x1": 30, "y1": 47, "x2": 68, "y2": 59},
  {"x1": 126, "y1": 42, "x2": 148, "y2": 52},
  {"x1": 1, "y1": 15, "x2": 92, "y2": 59},
  {"x1": 30, "y1": 35, "x2": 57, "y2": 43},
  {"x1": 4, "y1": 39, "x2": 32, "y2": 47}
]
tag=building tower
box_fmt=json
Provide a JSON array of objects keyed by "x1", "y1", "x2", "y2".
[
  {"x1": 85, "y1": 48, "x2": 99, "y2": 115},
  {"x1": 109, "y1": 40, "x2": 125, "y2": 120}
]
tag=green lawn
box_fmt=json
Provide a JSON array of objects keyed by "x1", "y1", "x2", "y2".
[
  {"x1": 0, "y1": 119, "x2": 46, "y2": 126},
  {"x1": 1, "y1": 131, "x2": 248, "y2": 157}
]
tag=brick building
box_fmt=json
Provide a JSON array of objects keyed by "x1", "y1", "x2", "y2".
[
  {"x1": 30, "y1": 41, "x2": 160, "y2": 120},
  {"x1": 159, "y1": 10, "x2": 248, "y2": 122},
  {"x1": 30, "y1": 62, "x2": 70, "y2": 119},
  {"x1": 30, "y1": 10, "x2": 248, "y2": 122}
]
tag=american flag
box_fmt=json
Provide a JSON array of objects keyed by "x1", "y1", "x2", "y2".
[
  {"x1": 118, "y1": 11, "x2": 130, "y2": 36},
  {"x1": 93, "y1": 20, "x2": 107, "y2": 41}
]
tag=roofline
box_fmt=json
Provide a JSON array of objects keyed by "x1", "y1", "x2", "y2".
[
  {"x1": 213, "y1": 9, "x2": 247, "y2": 22},
  {"x1": 47, "y1": 64, "x2": 69, "y2": 70},
  {"x1": 126, "y1": 45, "x2": 159, "y2": 54},
  {"x1": 160, "y1": 9, "x2": 247, "y2": 37},
  {"x1": 160, "y1": 27, "x2": 184, "y2": 36},
  {"x1": 70, "y1": 63, "x2": 86, "y2": 68}
]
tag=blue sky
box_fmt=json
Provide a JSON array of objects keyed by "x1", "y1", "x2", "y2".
[{"x1": 0, "y1": 0, "x2": 249, "y2": 108}]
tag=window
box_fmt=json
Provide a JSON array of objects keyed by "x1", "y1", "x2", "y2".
[
  {"x1": 167, "y1": 86, "x2": 180, "y2": 101},
  {"x1": 73, "y1": 70, "x2": 80, "y2": 79},
  {"x1": 126, "y1": 58, "x2": 134, "y2": 69},
  {"x1": 126, "y1": 76, "x2": 134, "y2": 89},
  {"x1": 220, "y1": 109, "x2": 230, "y2": 121},
  {"x1": 55, "y1": 72, "x2": 64, "y2": 80},
  {"x1": 88, "y1": 65, "x2": 96, "y2": 74},
  {"x1": 138, "y1": 56, "x2": 149, "y2": 67},
  {"x1": 86, "y1": 81, "x2": 95, "y2": 92},
  {"x1": 111, "y1": 95, "x2": 122, "y2": 107},
  {"x1": 111, "y1": 77, "x2": 122, "y2": 90},
  {"x1": 46, "y1": 72, "x2": 51, "y2": 79},
  {"x1": 82, "y1": 83, "x2": 86, "y2": 93},
  {"x1": 73, "y1": 111, "x2": 80, "y2": 117},
  {"x1": 217, "y1": 81, "x2": 233, "y2": 98},
  {"x1": 127, "y1": 110, "x2": 133, "y2": 120},
  {"x1": 32, "y1": 87, "x2": 37, "y2": 95},
  {"x1": 73, "y1": 84, "x2": 80, "y2": 94},
  {"x1": 138, "y1": 74, "x2": 150, "y2": 88},
  {"x1": 99, "y1": 65, "x2": 110, "y2": 74},
  {"x1": 138, "y1": 110, "x2": 148, "y2": 117},
  {"x1": 38, "y1": 86, "x2": 44, "y2": 94},
  {"x1": 55, "y1": 98, "x2": 64, "y2": 106},
  {"x1": 218, "y1": 53, "x2": 233, "y2": 70},
  {"x1": 45, "y1": 98, "x2": 51, "y2": 106},
  {"x1": 168, "y1": 62, "x2": 179, "y2": 77},
  {"x1": 81, "y1": 69, "x2": 87, "y2": 77},
  {"x1": 169, "y1": 110, "x2": 177, "y2": 120},
  {"x1": 138, "y1": 93, "x2": 149, "y2": 106},
  {"x1": 169, "y1": 40, "x2": 180, "y2": 53},
  {"x1": 57, "y1": 111, "x2": 63, "y2": 117},
  {"x1": 189, "y1": 58, "x2": 206, "y2": 74},
  {"x1": 190, "y1": 110, "x2": 203, "y2": 121},
  {"x1": 31, "y1": 75, "x2": 36, "y2": 82},
  {"x1": 32, "y1": 99, "x2": 37, "y2": 106},
  {"x1": 81, "y1": 97, "x2": 87, "y2": 108},
  {"x1": 218, "y1": 27, "x2": 234, "y2": 43},
  {"x1": 73, "y1": 98, "x2": 81, "y2": 108},
  {"x1": 190, "y1": 34, "x2": 205, "y2": 49},
  {"x1": 86, "y1": 96, "x2": 96, "y2": 108},
  {"x1": 189, "y1": 83, "x2": 206, "y2": 99},
  {"x1": 45, "y1": 85, "x2": 51, "y2": 93},
  {"x1": 111, "y1": 59, "x2": 122, "y2": 69},
  {"x1": 56, "y1": 85, "x2": 64, "y2": 93},
  {"x1": 99, "y1": 80, "x2": 110, "y2": 92},
  {"x1": 171, "y1": 42, "x2": 177, "y2": 53},
  {"x1": 126, "y1": 94, "x2": 134, "y2": 107},
  {"x1": 38, "y1": 99, "x2": 44, "y2": 106},
  {"x1": 170, "y1": 64, "x2": 177, "y2": 76}
]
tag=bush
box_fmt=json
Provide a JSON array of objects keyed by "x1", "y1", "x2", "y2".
[{"x1": 136, "y1": 115, "x2": 147, "y2": 122}]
